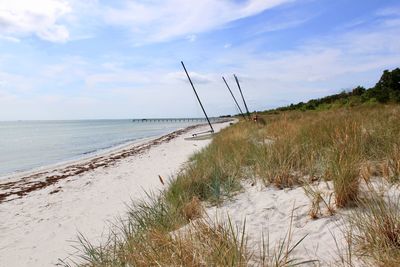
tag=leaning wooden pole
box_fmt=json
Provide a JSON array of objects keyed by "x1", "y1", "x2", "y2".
[
  {"x1": 181, "y1": 61, "x2": 214, "y2": 133},
  {"x1": 234, "y1": 74, "x2": 251, "y2": 119},
  {"x1": 222, "y1": 76, "x2": 246, "y2": 119}
]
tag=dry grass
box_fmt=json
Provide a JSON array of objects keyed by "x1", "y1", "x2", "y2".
[
  {"x1": 72, "y1": 219, "x2": 249, "y2": 267},
  {"x1": 62, "y1": 194, "x2": 248, "y2": 267},
  {"x1": 118, "y1": 218, "x2": 249, "y2": 267},
  {"x1": 348, "y1": 192, "x2": 400, "y2": 266},
  {"x1": 256, "y1": 105, "x2": 400, "y2": 206},
  {"x1": 303, "y1": 183, "x2": 336, "y2": 219},
  {"x1": 65, "y1": 195, "x2": 310, "y2": 267},
  {"x1": 67, "y1": 104, "x2": 400, "y2": 266},
  {"x1": 167, "y1": 105, "x2": 399, "y2": 206},
  {"x1": 182, "y1": 196, "x2": 203, "y2": 221},
  {"x1": 381, "y1": 144, "x2": 400, "y2": 183},
  {"x1": 325, "y1": 122, "x2": 362, "y2": 207},
  {"x1": 303, "y1": 185, "x2": 323, "y2": 219}
]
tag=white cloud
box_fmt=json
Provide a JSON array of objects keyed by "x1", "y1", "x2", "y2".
[
  {"x1": 0, "y1": 71, "x2": 35, "y2": 92},
  {"x1": 104, "y1": 0, "x2": 293, "y2": 43},
  {"x1": 186, "y1": 34, "x2": 197, "y2": 42},
  {"x1": 376, "y1": 6, "x2": 400, "y2": 17},
  {"x1": 256, "y1": 17, "x2": 310, "y2": 33},
  {"x1": 0, "y1": 35, "x2": 20, "y2": 43},
  {"x1": 0, "y1": 0, "x2": 295, "y2": 43},
  {"x1": 382, "y1": 18, "x2": 400, "y2": 27},
  {"x1": 85, "y1": 71, "x2": 153, "y2": 88},
  {"x1": 166, "y1": 71, "x2": 215, "y2": 84},
  {"x1": 240, "y1": 37, "x2": 399, "y2": 86},
  {"x1": 0, "y1": 0, "x2": 71, "y2": 42}
]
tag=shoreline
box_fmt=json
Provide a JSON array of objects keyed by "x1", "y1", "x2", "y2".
[
  {"x1": 0, "y1": 120, "x2": 212, "y2": 180},
  {"x1": 0, "y1": 123, "x2": 208, "y2": 203},
  {"x1": 0, "y1": 122, "x2": 207, "y2": 181},
  {"x1": 0, "y1": 120, "x2": 233, "y2": 267}
]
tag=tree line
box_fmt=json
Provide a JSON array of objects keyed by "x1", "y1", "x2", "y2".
[{"x1": 273, "y1": 68, "x2": 400, "y2": 112}]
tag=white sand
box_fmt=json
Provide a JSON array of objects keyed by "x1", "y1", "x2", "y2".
[
  {"x1": 205, "y1": 181, "x2": 350, "y2": 266},
  {"x1": 0, "y1": 121, "x2": 232, "y2": 267}
]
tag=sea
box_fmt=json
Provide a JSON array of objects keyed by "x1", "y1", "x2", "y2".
[{"x1": 0, "y1": 119, "x2": 204, "y2": 178}]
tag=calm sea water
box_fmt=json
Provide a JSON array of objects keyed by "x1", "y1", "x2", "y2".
[{"x1": 0, "y1": 119, "x2": 199, "y2": 177}]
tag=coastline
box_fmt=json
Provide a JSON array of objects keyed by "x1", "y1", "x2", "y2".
[
  {"x1": 0, "y1": 120, "x2": 233, "y2": 267},
  {"x1": 0, "y1": 122, "x2": 207, "y2": 203},
  {"x1": 0, "y1": 120, "x2": 211, "y2": 180}
]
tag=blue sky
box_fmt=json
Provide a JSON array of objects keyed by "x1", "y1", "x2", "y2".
[{"x1": 0, "y1": 0, "x2": 399, "y2": 120}]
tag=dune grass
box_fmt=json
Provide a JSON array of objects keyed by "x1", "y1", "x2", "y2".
[
  {"x1": 168, "y1": 104, "x2": 399, "y2": 212},
  {"x1": 69, "y1": 201, "x2": 249, "y2": 266},
  {"x1": 66, "y1": 192, "x2": 308, "y2": 267},
  {"x1": 258, "y1": 105, "x2": 400, "y2": 205},
  {"x1": 348, "y1": 192, "x2": 400, "y2": 266},
  {"x1": 69, "y1": 104, "x2": 400, "y2": 266}
]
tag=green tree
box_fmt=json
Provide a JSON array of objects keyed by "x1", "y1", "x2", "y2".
[
  {"x1": 373, "y1": 68, "x2": 400, "y2": 102},
  {"x1": 352, "y1": 86, "x2": 366, "y2": 96}
]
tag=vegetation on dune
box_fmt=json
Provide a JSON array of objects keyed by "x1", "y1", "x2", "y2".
[
  {"x1": 73, "y1": 200, "x2": 249, "y2": 267},
  {"x1": 69, "y1": 104, "x2": 400, "y2": 266},
  {"x1": 68, "y1": 67, "x2": 400, "y2": 266},
  {"x1": 261, "y1": 105, "x2": 399, "y2": 205},
  {"x1": 268, "y1": 68, "x2": 400, "y2": 112},
  {"x1": 348, "y1": 193, "x2": 400, "y2": 266}
]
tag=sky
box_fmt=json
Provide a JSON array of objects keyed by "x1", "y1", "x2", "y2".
[{"x1": 0, "y1": 0, "x2": 399, "y2": 120}]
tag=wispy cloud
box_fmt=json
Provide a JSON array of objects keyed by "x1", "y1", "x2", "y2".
[
  {"x1": 186, "y1": 34, "x2": 197, "y2": 42},
  {"x1": 166, "y1": 71, "x2": 215, "y2": 84},
  {"x1": 258, "y1": 17, "x2": 310, "y2": 33},
  {"x1": 209, "y1": 13, "x2": 400, "y2": 110},
  {"x1": 0, "y1": 0, "x2": 295, "y2": 43},
  {"x1": 104, "y1": 0, "x2": 294, "y2": 43},
  {"x1": 224, "y1": 43, "x2": 232, "y2": 49},
  {"x1": 376, "y1": 5, "x2": 400, "y2": 17},
  {"x1": 0, "y1": 70, "x2": 35, "y2": 93},
  {"x1": 85, "y1": 71, "x2": 153, "y2": 88},
  {"x1": 0, "y1": 35, "x2": 20, "y2": 43}
]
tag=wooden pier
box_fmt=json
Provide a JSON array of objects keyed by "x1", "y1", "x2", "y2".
[{"x1": 131, "y1": 118, "x2": 221, "y2": 123}]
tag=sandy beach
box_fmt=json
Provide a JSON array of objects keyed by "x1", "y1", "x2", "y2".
[{"x1": 0, "y1": 121, "x2": 232, "y2": 266}]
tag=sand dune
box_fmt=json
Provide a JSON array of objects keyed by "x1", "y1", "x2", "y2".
[{"x1": 205, "y1": 181, "x2": 349, "y2": 266}]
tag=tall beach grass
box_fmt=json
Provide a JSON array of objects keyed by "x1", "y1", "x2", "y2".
[{"x1": 68, "y1": 104, "x2": 400, "y2": 266}]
